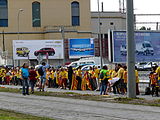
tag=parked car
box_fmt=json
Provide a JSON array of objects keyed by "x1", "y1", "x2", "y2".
[
  {"x1": 67, "y1": 60, "x2": 96, "y2": 68},
  {"x1": 136, "y1": 62, "x2": 158, "y2": 70},
  {"x1": 16, "y1": 47, "x2": 30, "y2": 57},
  {"x1": 81, "y1": 65, "x2": 100, "y2": 71},
  {"x1": 34, "y1": 48, "x2": 55, "y2": 56}
]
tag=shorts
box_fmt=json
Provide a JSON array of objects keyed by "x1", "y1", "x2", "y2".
[{"x1": 40, "y1": 76, "x2": 46, "y2": 85}]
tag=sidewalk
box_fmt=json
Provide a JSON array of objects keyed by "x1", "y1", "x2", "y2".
[{"x1": 0, "y1": 85, "x2": 159, "y2": 100}]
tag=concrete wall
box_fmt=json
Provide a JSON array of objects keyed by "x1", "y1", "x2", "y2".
[{"x1": 91, "y1": 12, "x2": 126, "y2": 38}]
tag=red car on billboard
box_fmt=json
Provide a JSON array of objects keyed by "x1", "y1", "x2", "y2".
[{"x1": 34, "y1": 48, "x2": 55, "y2": 56}]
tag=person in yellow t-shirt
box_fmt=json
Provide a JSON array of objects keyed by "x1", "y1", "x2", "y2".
[
  {"x1": 16, "y1": 68, "x2": 22, "y2": 85},
  {"x1": 113, "y1": 64, "x2": 124, "y2": 94},
  {"x1": 0, "y1": 68, "x2": 3, "y2": 84},
  {"x1": 59, "y1": 68, "x2": 68, "y2": 89},
  {"x1": 94, "y1": 67, "x2": 100, "y2": 90},
  {"x1": 51, "y1": 69, "x2": 56, "y2": 88},
  {"x1": 135, "y1": 66, "x2": 140, "y2": 95},
  {"x1": 1, "y1": 69, "x2": 6, "y2": 85},
  {"x1": 47, "y1": 68, "x2": 53, "y2": 88},
  {"x1": 155, "y1": 66, "x2": 160, "y2": 96},
  {"x1": 156, "y1": 66, "x2": 160, "y2": 81},
  {"x1": 75, "y1": 67, "x2": 82, "y2": 90},
  {"x1": 123, "y1": 65, "x2": 127, "y2": 93},
  {"x1": 14, "y1": 69, "x2": 19, "y2": 85},
  {"x1": 53, "y1": 69, "x2": 58, "y2": 88},
  {"x1": 149, "y1": 66, "x2": 158, "y2": 96},
  {"x1": 88, "y1": 67, "x2": 97, "y2": 90}
]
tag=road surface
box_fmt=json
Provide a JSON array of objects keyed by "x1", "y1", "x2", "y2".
[{"x1": 0, "y1": 92, "x2": 160, "y2": 120}]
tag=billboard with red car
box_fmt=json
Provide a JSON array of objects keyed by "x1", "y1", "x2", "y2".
[{"x1": 13, "y1": 40, "x2": 64, "y2": 60}]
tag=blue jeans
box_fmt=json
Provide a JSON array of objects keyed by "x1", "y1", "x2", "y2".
[
  {"x1": 40, "y1": 76, "x2": 46, "y2": 85},
  {"x1": 30, "y1": 80, "x2": 36, "y2": 92},
  {"x1": 100, "y1": 79, "x2": 108, "y2": 95},
  {"x1": 22, "y1": 77, "x2": 29, "y2": 95}
]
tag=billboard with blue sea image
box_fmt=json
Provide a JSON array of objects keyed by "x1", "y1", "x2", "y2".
[
  {"x1": 112, "y1": 31, "x2": 160, "y2": 63},
  {"x1": 69, "y1": 38, "x2": 94, "y2": 58}
]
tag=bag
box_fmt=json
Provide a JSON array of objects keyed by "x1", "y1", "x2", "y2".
[
  {"x1": 99, "y1": 72, "x2": 104, "y2": 80},
  {"x1": 145, "y1": 87, "x2": 151, "y2": 95},
  {"x1": 38, "y1": 66, "x2": 44, "y2": 76}
]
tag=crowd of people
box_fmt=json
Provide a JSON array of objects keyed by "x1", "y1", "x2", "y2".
[{"x1": 0, "y1": 62, "x2": 160, "y2": 96}]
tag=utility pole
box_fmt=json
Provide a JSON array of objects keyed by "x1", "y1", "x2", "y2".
[
  {"x1": 119, "y1": 0, "x2": 121, "y2": 12},
  {"x1": 123, "y1": 0, "x2": 125, "y2": 13},
  {"x1": 60, "y1": 26, "x2": 65, "y2": 66},
  {"x1": 101, "y1": 2, "x2": 104, "y2": 12},
  {"x1": 97, "y1": 0, "x2": 103, "y2": 68},
  {"x1": 126, "y1": 0, "x2": 136, "y2": 98},
  {"x1": 156, "y1": 22, "x2": 159, "y2": 30}
]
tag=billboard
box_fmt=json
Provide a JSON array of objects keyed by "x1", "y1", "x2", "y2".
[
  {"x1": 13, "y1": 40, "x2": 64, "y2": 60},
  {"x1": 69, "y1": 38, "x2": 94, "y2": 59},
  {"x1": 109, "y1": 31, "x2": 160, "y2": 63}
]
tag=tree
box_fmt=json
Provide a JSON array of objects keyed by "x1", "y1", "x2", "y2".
[
  {"x1": 139, "y1": 26, "x2": 146, "y2": 30},
  {"x1": 139, "y1": 26, "x2": 151, "y2": 30}
]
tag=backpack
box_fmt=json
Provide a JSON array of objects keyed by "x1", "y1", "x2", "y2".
[
  {"x1": 99, "y1": 72, "x2": 104, "y2": 80},
  {"x1": 38, "y1": 66, "x2": 44, "y2": 76}
]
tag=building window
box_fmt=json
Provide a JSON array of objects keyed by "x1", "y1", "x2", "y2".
[
  {"x1": 71, "y1": 1, "x2": 80, "y2": 26},
  {"x1": 32, "y1": 1, "x2": 41, "y2": 27},
  {"x1": 0, "y1": 0, "x2": 8, "y2": 27}
]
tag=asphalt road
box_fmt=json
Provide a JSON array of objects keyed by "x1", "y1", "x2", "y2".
[{"x1": 0, "y1": 92, "x2": 160, "y2": 120}]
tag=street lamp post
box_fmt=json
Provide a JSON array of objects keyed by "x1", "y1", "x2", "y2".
[
  {"x1": 60, "y1": 26, "x2": 65, "y2": 66},
  {"x1": 17, "y1": 9, "x2": 24, "y2": 66},
  {"x1": 17, "y1": 9, "x2": 24, "y2": 40},
  {"x1": 97, "y1": 0, "x2": 103, "y2": 68}
]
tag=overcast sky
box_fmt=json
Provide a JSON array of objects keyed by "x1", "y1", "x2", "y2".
[
  {"x1": 91, "y1": 0, "x2": 160, "y2": 13},
  {"x1": 91, "y1": 0, "x2": 160, "y2": 29}
]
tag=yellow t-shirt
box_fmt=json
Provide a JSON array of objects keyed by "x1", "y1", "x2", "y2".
[
  {"x1": 156, "y1": 66, "x2": 160, "y2": 80},
  {"x1": 123, "y1": 70, "x2": 127, "y2": 83},
  {"x1": 135, "y1": 70, "x2": 139, "y2": 83},
  {"x1": 111, "y1": 70, "x2": 118, "y2": 78},
  {"x1": 17, "y1": 71, "x2": 21, "y2": 78},
  {"x1": 60, "y1": 71, "x2": 68, "y2": 79},
  {"x1": 75, "y1": 69, "x2": 82, "y2": 78},
  {"x1": 0, "y1": 69, "x2": 3, "y2": 77},
  {"x1": 46, "y1": 71, "x2": 51, "y2": 80},
  {"x1": 50, "y1": 71, "x2": 55, "y2": 79},
  {"x1": 117, "y1": 67, "x2": 124, "y2": 79},
  {"x1": 94, "y1": 69, "x2": 100, "y2": 78}
]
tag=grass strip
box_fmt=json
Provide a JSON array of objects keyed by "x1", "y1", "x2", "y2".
[
  {"x1": 0, "y1": 87, "x2": 160, "y2": 107},
  {"x1": 0, "y1": 109, "x2": 53, "y2": 120}
]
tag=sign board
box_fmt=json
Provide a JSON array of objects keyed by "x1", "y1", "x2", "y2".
[
  {"x1": 13, "y1": 40, "x2": 64, "y2": 60},
  {"x1": 69, "y1": 38, "x2": 95, "y2": 59},
  {"x1": 109, "y1": 30, "x2": 160, "y2": 63}
]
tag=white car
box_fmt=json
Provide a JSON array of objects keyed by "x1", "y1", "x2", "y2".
[
  {"x1": 81, "y1": 65, "x2": 100, "y2": 71},
  {"x1": 136, "y1": 41, "x2": 154, "y2": 55},
  {"x1": 136, "y1": 62, "x2": 158, "y2": 70}
]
